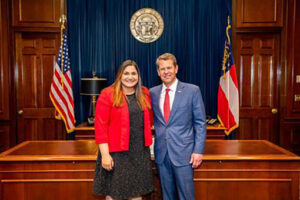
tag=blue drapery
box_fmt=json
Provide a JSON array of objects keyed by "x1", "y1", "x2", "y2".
[{"x1": 67, "y1": 0, "x2": 232, "y2": 124}]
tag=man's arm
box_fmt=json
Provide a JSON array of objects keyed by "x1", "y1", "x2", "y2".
[{"x1": 190, "y1": 86, "x2": 206, "y2": 168}]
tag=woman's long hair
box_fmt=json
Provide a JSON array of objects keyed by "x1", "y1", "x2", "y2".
[{"x1": 111, "y1": 60, "x2": 151, "y2": 110}]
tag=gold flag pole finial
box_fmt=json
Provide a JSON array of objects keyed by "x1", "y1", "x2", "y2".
[{"x1": 59, "y1": 14, "x2": 67, "y2": 25}]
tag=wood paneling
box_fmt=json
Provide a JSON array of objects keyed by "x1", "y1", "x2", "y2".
[
  {"x1": 279, "y1": 0, "x2": 300, "y2": 155},
  {"x1": 1, "y1": 140, "x2": 300, "y2": 200},
  {"x1": 194, "y1": 178, "x2": 292, "y2": 199},
  {"x1": 74, "y1": 122, "x2": 227, "y2": 140},
  {"x1": 236, "y1": 33, "x2": 279, "y2": 143},
  {"x1": 15, "y1": 33, "x2": 64, "y2": 142},
  {"x1": 0, "y1": 0, "x2": 10, "y2": 120},
  {"x1": 0, "y1": 125, "x2": 10, "y2": 153},
  {"x1": 2, "y1": 181, "x2": 98, "y2": 200},
  {"x1": 12, "y1": 0, "x2": 63, "y2": 28},
  {"x1": 236, "y1": 0, "x2": 283, "y2": 27},
  {"x1": 281, "y1": 121, "x2": 300, "y2": 155},
  {"x1": 286, "y1": 0, "x2": 300, "y2": 116}
]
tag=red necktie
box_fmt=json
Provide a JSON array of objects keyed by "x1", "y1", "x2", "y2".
[{"x1": 164, "y1": 88, "x2": 171, "y2": 123}]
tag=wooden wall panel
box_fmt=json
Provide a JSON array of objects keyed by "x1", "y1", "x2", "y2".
[
  {"x1": 280, "y1": 121, "x2": 300, "y2": 155},
  {"x1": 286, "y1": 0, "x2": 300, "y2": 115},
  {"x1": 2, "y1": 181, "x2": 97, "y2": 200},
  {"x1": 0, "y1": 125, "x2": 10, "y2": 153},
  {"x1": 195, "y1": 180, "x2": 292, "y2": 200},
  {"x1": 293, "y1": 0, "x2": 300, "y2": 111},
  {"x1": 279, "y1": 0, "x2": 300, "y2": 155},
  {"x1": 257, "y1": 118, "x2": 272, "y2": 140},
  {"x1": 41, "y1": 55, "x2": 57, "y2": 107},
  {"x1": 0, "y1": 0, "x2": 10, "y2": 120},
  {"x1": 239, "y1": 118, "x2": 254, "y2": 139},
  {"x1": 239, "y1": 55, "x2": 254, "y2": 107},
  {"x1": 12, "y1": 0, "x2": 63, "y2": 28},
  {"x1": 236, "y1": 33, "x2": 279, "y2": 143},
  {"x1": 236, "y1": 0, "x2": 283, "y2": 27},
  {"x1": 16, "y1": 33, "x2": 65, "y2": 142},
  {"x1": 258, "y1": 55, "x2": 273, "y2": 107}
]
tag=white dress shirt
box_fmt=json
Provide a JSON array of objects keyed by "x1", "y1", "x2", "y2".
[{"x1": 159, "y1": 79, "x2": 178, "y2": 116}]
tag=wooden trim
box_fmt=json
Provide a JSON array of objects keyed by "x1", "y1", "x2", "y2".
[
  {"x1": 0, "y1": 155, "x2": 97, "y2": 161},
  {"x1": 237, "y1": 0, "x2": 283, "y2": 27},
  {"x1": 0, "y1": 170, "x2": 94, "y2": 173},
  {"x1": 0, "y1": 140, "x2": 299, "y2": 162},
  {"x1": 12, "y1": 0, "x2": 62, "y2": 28},
  {"x1": 6, "y1": 169, "x2": 299, "y2": 173},
  {"x1": 13, "y1": 27, "x2": 60, "y2": 32},
  {"x1": 193, "y1": 178, "x2": 292, "y2": 182},
  {"x1": 1, "y1": 179, "x2": 93, "y2": 183},
  {"x1": 0, "y1": 141, "x2": 30, "y2": 156},
  {"x1": 195, "y1": 169, "x2": 300, "y2": 172},
  {"x1": 75, "y1": 123, "x2": 226, "y2": 131},
  {"x1": 203, "y1": 155, "x2": 300, "y2": 161}
]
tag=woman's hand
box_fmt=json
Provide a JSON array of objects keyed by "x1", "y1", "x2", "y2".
[
  {"x1": 101, "y1": 153, "x2": 114, "y2": 171},
  {"x1": 99, "y1": 143, "x2": 113, "y2": 171}
]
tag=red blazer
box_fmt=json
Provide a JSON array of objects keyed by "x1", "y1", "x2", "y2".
[{"x1": 94, "y1": 86, "x2": 153, "y2": 152}]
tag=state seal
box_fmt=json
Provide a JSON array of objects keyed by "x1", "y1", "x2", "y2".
[{"x1": 130, "y1": 8, "x2": 164, "y2": 43}]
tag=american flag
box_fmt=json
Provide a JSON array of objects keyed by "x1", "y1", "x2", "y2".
[
  {"x1": 49, "y1": 25, "x2": 75, "y2": 133},
  {"x1": 217, "y1": 16, "x2": 239, "y2": 135}
]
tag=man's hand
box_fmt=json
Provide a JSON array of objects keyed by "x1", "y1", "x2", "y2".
[{"x1": 189, "y1": 153, "x2": 203, "y2": 168}]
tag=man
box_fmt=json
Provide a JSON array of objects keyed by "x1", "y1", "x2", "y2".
[{"x1": 150, "y1": 53, "x2": 206, "y2": 200}]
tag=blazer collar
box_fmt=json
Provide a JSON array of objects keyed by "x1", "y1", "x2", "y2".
[
  {"x1": 153, "y1": 84, "x2": 165, "y2": 125},
  {"x1": 156, "y1": 80, "x2": 185, "y2": 125},
  {"x1": 153, "y1": 80, "x2": 186, "y2": 125},
  {"x1": 168, "y1": 81, "x2": 185, "y2": 124}
]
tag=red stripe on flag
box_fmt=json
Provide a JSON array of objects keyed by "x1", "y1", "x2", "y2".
[
  {"x1": 65, "y1": 72, "x2": 73, "y2": 88},
  {"x1": 52, "y1": 81, "x2": 75, "y2": 123},
  {"x1": 54, "y1": 70, "x2": 74, "y2": 106},
  {"x1": 63, "y1": 77, "x2": 74, "y2": 106},
  {"x1": 65, "y1": 73, "x2": 74, "y2": 102},
  {"x1": 50, "y1": 92, "x2": 71, "y2": 130},
  {"x1": 218, "y1": 85, "x2": 237, "y2": 132}
]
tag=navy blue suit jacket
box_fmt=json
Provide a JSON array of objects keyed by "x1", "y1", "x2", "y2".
[{"x1": 150, "y1": 81, "x2": 207, "y2": 166}]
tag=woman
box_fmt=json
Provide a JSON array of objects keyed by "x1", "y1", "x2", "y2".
[{"x1": 93, "y1": 60, "x2": 154, "y2": 200}]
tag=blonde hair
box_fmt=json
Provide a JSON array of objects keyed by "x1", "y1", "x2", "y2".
[
  {"x1": 156, "y1": 53, "x2": 177, "y2": 69},
  {"x1": 111, "y1": 60, "x2": 151, "y2": 109}
]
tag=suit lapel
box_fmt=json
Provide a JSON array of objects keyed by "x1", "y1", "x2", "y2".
[
  {"x1": 154, "y1": 85, "x2": 166, "y2": 125},
  {"x1": 168, "y1": 81, "x2": 184, "y2": 124}
]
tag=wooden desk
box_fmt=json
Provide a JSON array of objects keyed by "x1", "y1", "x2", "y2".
[
  {"x1": 0, "y1": 140, "x2": 299, "y2": 200},
  {"x1": 74, "y1": 122, "x2": 226, "y2": 140}
]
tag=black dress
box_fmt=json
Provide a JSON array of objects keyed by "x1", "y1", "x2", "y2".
[{"x1": 93, "y1": 94, "x2": 154, "y2": 199}]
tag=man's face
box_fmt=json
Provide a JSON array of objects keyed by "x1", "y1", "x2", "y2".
[{"x1": 157, "y1": 59, "x2": 178, "y2": 87}]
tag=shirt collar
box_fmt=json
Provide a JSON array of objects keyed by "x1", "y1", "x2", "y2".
[{"x1": 162, "y1": 78, "x2": 178, "y2": 92}]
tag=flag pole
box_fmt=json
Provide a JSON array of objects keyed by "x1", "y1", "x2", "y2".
[{"x1": 59, "y1": 15, "x2": 66, "y2": 89}]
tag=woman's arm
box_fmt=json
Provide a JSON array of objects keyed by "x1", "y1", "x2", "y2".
[
  {"x1": 99, "y1": 143, "x2": 114, "y2": 171},
  {"x1": 95, "y1": 88, "x2": 114, "y2": 171},
  {"x1": 95, "y1": 88, "x2": 112, "y2": 143}
]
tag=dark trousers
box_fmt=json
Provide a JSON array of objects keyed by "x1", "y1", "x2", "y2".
[{"x1": 157, "y1": 152, "x2": 194, "y2": 200}]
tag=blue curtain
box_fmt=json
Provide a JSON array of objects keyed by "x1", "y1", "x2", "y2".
[{"x1": 67, "y1": 0, "x2": 232, "y2": 124}]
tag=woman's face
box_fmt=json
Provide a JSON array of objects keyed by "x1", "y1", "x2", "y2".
[{"x1": 121, "y1": 65, "x2": 139, "y2": 89}]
